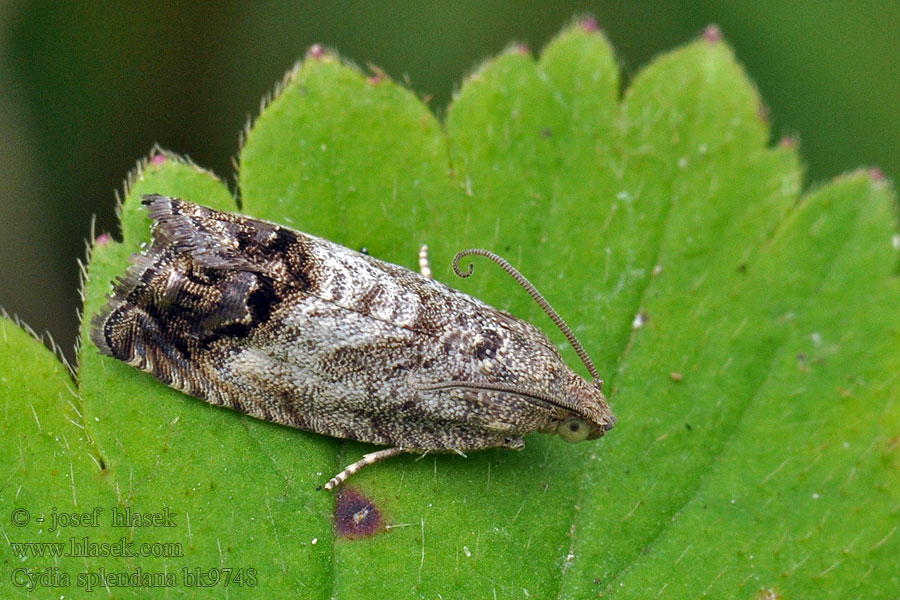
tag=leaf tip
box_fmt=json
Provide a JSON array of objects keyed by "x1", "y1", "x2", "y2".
[
  {"x1": 580, "y1": 16, "x2": 599, "y2": 33},
  {"x1": 366, "y1": 64, "x2": 389, "y2": 87},
  {"x1": 778, "y1": 135, "x2": 799, "y2": 149},
  {"x1": 306, "y1": 43, "x2": 327, "y2": 61},
  {"x1": 864, "y1": 166, "x2": 894, "y2": 195},
  {"x1": 703, "y1": 24, "x2": 723, "y2": 44}
]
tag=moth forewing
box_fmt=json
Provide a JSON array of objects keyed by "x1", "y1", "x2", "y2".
[{"x1": 92, "y1": 195, "x2": 616, "y2": 490}]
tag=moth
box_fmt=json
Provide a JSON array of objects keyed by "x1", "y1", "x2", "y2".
[{"x1": 92, "y1": 195, "x2": 616, "y2": 490}]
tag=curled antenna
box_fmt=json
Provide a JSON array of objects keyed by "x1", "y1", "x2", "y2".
[{"x1": 452, "y1": 248, "x2": 601, "y2": 385}]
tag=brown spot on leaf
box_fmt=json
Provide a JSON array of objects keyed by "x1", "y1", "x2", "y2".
[{"x1": 334, "y1": 487, "x2": 383, "y2": 539}]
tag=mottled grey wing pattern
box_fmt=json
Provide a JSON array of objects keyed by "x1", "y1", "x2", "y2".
[{"x1": 92, "y1": 195, "x2": 615, "y2": 488}]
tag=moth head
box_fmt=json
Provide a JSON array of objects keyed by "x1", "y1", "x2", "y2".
[
  {"x1": 554, "y1": 372, "x2": 615, "y2": 442},
  {"x1": 453, "y1": 323, "x2": 616, "y2": 442},
  {"x1": 450, "y1": 248, "x2": 617, "y2": 443}
]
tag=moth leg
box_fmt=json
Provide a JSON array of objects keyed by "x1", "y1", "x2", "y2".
[
  {"x1": 323, "y1": 447, "x2": 405, "y2": 491},
  {"x1": 418, "y1": 244, "x2": 432, "y2": 279}
]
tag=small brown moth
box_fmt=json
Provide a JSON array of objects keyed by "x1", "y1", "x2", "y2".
[{"x1": 92, "y1": 195, "x2": 616, "y2": 490}]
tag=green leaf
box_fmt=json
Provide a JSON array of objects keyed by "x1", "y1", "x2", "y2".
[
  {"x1": 3, "y1": 21, "x2": 898, "y2": 599},
  {"x1": 0, "y1": 316, "x2": 122, "y2": 590}
]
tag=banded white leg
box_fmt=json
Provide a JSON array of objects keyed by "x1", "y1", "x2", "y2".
[
  {"x1": 323, "y1": 447, "x2": 405, "y2": 490},
  {"x1": 418, "y1": 245, "x2": 432, "y2": 279}
]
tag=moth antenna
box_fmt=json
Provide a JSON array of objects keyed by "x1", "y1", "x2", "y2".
[{"x1": 452, "y1": 248, "x2": 601, "y2": 385}]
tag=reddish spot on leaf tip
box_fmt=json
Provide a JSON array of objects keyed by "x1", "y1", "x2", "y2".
[
  {"x1": 581, "y1": 17, "x2": 599, "y2": 32},
  {"x1": 515, "y1": 43, "x2": 530, "y2": 55},
  {"x1": 703, "y1": 24, "x2": 722, "y2": 44},
  {"x1": 334, "y1": 487, "x2": 383, "y2": 539},
  {"x1": 779, "y1": 135, "x2": 797, "y2": 149},
  {"x1": 150, "y1": 153, "x2": 167, "y2": 165},
  {"x1": 871, "y1": 167, "x2": 885, "y2": 182},
  {"x1": 367, "y1": 74, "x2": 382, "y2": 86},
  {"x1": 308, "y1": 44, "x2": 325, "y2": 60},
  {"x1": 95, "y1": 233, "x2": 111, "y2": 245}
]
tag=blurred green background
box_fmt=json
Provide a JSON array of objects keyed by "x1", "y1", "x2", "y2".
[{"x1": 1, "y1": 1, "x2": 898, "y2": 362}]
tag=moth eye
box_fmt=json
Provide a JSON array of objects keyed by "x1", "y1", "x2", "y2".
[{"x1": 558, "y1": 417, "x2": 590, "y2": 443}]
